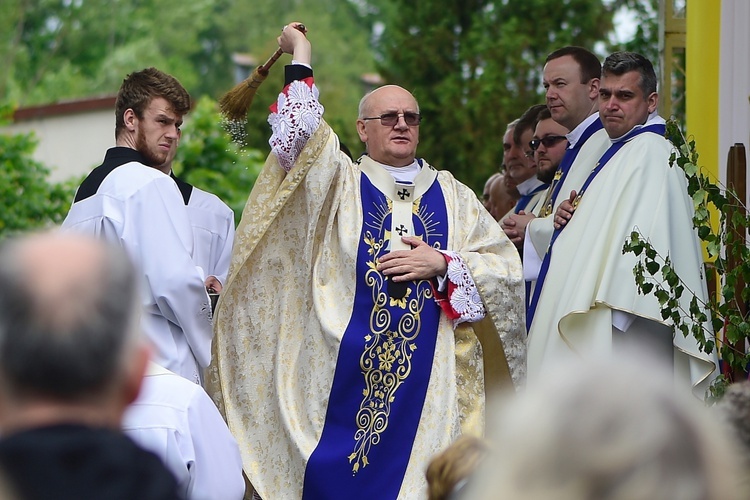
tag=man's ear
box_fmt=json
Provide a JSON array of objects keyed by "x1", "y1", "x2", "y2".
[
  {"x1": 123, "y1": 108, "x2": 138, "y2": 133},
  {"x1": 356, "y1": 119, "x2": 368, "y2": 143},
  {"x1": 647, "y1": 92, "x2": 659, "y2": 114},
  {"x1": 587, "y1": 78, "x2": 600, "y2": 100}
]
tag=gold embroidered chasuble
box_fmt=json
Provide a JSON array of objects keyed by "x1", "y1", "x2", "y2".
[{"x1": 207, "y1": 120, "x2": 525, "y2": 499}]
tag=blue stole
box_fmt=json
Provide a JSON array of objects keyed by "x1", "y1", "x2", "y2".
[
  {"x1": 540, "y1": 118, "x2": 604, "y2": 217},
  {"x1": 514, "y1": 183, "x2": 549, "y2": 214},
  {"x1": 302, "y1": 169, "x2": 448, "y2": 500},
  {"x1": 526, "y1": 123, "x2": 666, "y2": 332}
]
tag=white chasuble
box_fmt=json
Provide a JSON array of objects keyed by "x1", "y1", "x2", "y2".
[{"x1": 527, "y1": 130, "x2": 717, "y2": 397}]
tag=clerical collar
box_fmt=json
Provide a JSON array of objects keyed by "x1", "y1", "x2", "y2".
[
  {"x1": 609, "y1": 112, "x2": 666, "y2": 144},
  {"x1": 516, "y1": 176, "x2": 547, "y2": 196},
  {"x1": 565, "y1": 113, "x2": 600, "y2": 149},
  {"x1": 378, "y1": 159, "x2": 421, "y2": 184}
]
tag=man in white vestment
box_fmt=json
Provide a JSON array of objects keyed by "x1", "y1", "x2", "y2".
[
  {"x1": 511, "y1": 47, "x2": 610, "y2": 294},
  {"x1": 122, "y1": 362, "x2": 245, "y2": 500},
  {"x1": 161, "y1": 142, "x2": 236, "y2": 295},
  {"x1": 526, "y1": 51, "x2": 717, "y2": 396},
  {"x1": 501, "y1": 106, "x2": 569, "y2": 248},
  {"x1": 62, "y1": 68, "x2": 213, "y2": 385},
  {"x1": 208, "y1": 23, "x2": 526, "y2": 500},
  {"x1": 505, "y1": 105, "x2": 550, "y2": 221}
]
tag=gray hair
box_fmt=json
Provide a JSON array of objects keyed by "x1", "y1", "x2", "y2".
[
  {"x1": 469, "y1": 353, "x2": 742, "y2": 500},
  {"x1": 602, "y1": 51, "x2": 657, "y2": 98},
  {"x1": 0, "y1": 232, "x2": 141, "y2": 401},
  {"x1": 357, "y1": 85, "x2": 420, "y2": 119},
  {"x1": 715, "y1": 381, "x2": 750, "y2": 469}
]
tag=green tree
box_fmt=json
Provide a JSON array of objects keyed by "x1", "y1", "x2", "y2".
[
  {"x1": 2, "y1": 0, "x2": 380, "y2": 161},
  {"x1": 0, "y1": 131, "x2": 75, "y2": 237},
  {"x1": 372, "y1": 0, "x2": 618, "y2": 190},
  {"x1": 1, "y1": 0, "x2": 229, "y2": 106},
  {"x1": 173, "y1": 96, "x2": 265, "y2": 225},
  {"x1": 606, "y1": 0, "x2": 659, "y2": 62},
  {"x1": 218, "y1": 0, "x2": 378, "y2": 154}
]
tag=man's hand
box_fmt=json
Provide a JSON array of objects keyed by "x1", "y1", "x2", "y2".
[
  {"x1": 502, "y1": 211, "x2": 536, "y2": 248},
  {"x1": 554, "y1": 190, "x2": 577, "y2": 230},
  {"x1": 377, "y1": 236, "x2": 447, "y2": 282},
  {"x1": 278, "y1": 22, "x2": 310, "y2": 64}
]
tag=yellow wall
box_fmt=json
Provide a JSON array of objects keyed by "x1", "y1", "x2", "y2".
[{"x1": 686, "y1": 0, "x2": 721, "y2": 179}]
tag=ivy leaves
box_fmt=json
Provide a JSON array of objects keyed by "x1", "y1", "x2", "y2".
[{"x1": 623, "y1": 119, "x2": 749, "y2": 402}]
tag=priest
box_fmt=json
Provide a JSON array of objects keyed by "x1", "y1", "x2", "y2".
[{"x1": 208, "y1": 22, "x2": 526, "y2": 500}]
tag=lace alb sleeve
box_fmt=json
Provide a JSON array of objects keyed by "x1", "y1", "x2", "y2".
[
  {"x1": 268, "y1": 78, "x2": 324, "y2": 172},
  {"x1": 434, "y1": 250, "x2": 486, "y2": 327}
]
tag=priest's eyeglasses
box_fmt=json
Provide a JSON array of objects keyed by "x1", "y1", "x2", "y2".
[
  {"x1": 529, "y1": 135, "x2": 568, "y2": 151},
  {"x1": 362, "y1": 112, "x2": 422, "y2": 127}
]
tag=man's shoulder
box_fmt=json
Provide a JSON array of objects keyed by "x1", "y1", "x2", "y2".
[
  {"x1": 135, "y1": 365, "x2": 208, "y2": 409},
  {"x1": 0, "y1": 424, "x2": 179, "y2": 499},
  {"x1": 188, "y1": 187, "x2": 234, "y2": 217},
  {"x1": 96, "y1": 163, "x2": 176, "y2": 199},
  {"x1": 576, "y1": 127, "x2": 611, "y2": 157},
  {"x1": 620, "y1": 131, "x2": 674, "y2": 167}
]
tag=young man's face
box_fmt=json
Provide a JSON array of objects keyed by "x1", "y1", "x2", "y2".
[
  {"x1": 133, "y1": 97, "x2": 183, "y2": 167},
  {"x1": 533, "y1": 118, "x2": 569, "y2": 184}
]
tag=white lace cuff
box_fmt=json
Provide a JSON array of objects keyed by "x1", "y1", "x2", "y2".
[
  {"x1": 442, "y1": 250, "x2": 486, "y2": 326},
  {"x1": 268, "y1": 79, "x2": 324, "y2": 172}
]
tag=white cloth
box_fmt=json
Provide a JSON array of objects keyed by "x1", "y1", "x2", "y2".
[
  {"x1": 517, "y1": 176, "x2": 546, "y2": 196},
  {"x1": 187, "y1": 187, "x2": 235, "y2": 285},
  {"x1": 566, "y1": 112, "x2": 601, "y2": 149},
  {"x1": 63, "y1": 162, "x2": 213, "y2": 384},
  {"x1": 523, "y1": 124, "x2": 611, "y2": 277},
  {"x1": 526, "y1": 127, "x2": 717, "y2": 397},
  {"x1": 123, "y1": 363, "x2": 245, "y2": 500},
  {"x1": 516, "y1": 177, "x2": 549, "y2": 216}
]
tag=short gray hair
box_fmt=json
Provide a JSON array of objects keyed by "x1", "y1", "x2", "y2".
[
  {"x1": 602, "y1": 51, "x2": 657, "y2": 97},
  {"x1": 357, "y1": 85, "x2": 420, "y2": 119},
  {"x1": 0, "y1": 232, "x2": 141, "y2": 401},
  {"x1": 470, "y1": 353, "x2": 742, "y2": 500}
]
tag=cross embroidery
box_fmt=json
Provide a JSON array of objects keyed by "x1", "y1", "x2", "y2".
[
  {"x1": 395, "y1": 224, "x2": 408, "y2": 236},
  {"x1": 397, "y1": 189, "x2": 411, "y2": 200}
]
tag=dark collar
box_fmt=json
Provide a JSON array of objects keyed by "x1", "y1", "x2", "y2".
[{"x1": 74, "y1": 147, "x2": 150, "y2": 202}]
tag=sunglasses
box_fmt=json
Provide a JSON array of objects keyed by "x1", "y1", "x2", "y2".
[
  {"x1": 362, "y1": 112, "x2": 422, "y2": 127},
  {"x1": 529, "y1": 135, "x2": 568, "y2": 151}
]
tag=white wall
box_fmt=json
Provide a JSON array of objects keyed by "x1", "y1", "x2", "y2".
[
  {"x1": 1, "y1": 103, "x2": 115, "y2": 183},
  {"x1": 719, "y1": 0, "x2": 750, "y2": 196}
]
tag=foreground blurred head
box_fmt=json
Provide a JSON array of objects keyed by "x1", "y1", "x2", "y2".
[
  {"x1": 0, "y1": 231, "x2": 147, "y2": 430},
  {"x1": 469, "y1": 352, "x2": 743, "y2": 500}
]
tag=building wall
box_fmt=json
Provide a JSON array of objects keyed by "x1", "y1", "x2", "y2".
[{"x1": 1, "y1": 97, "x2": 116, "y2": 183}]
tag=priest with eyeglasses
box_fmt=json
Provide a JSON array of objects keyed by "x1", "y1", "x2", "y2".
[{"x1": 208, "y1": 21, "x2": 526, "y2": 500}]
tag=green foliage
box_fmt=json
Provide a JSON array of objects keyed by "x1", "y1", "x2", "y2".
[
  {"x1": 1, "y1": 0, "x2": 377, "y2": 159},
  {"x1": 1, "y1": 0, "x2": 232, "y2": 106},
  {"x1": 623, "y1": 119, "x2": 750, "y2": 402},
  {"x1": 372, "y1": 0, "x2": 617, "y2": 191},
  {"x1": 606, "y1": 0, "x2": 659, "y2": 62},
  {"x1": 222, "y1": 0, "x2": 377, "y2": 155},
  {"x1": 173, "y1": 96, "x2": 265, "y2": 225},
  {"x1": 0, "y1": 132, "x2": 76, "y2": 238}
]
